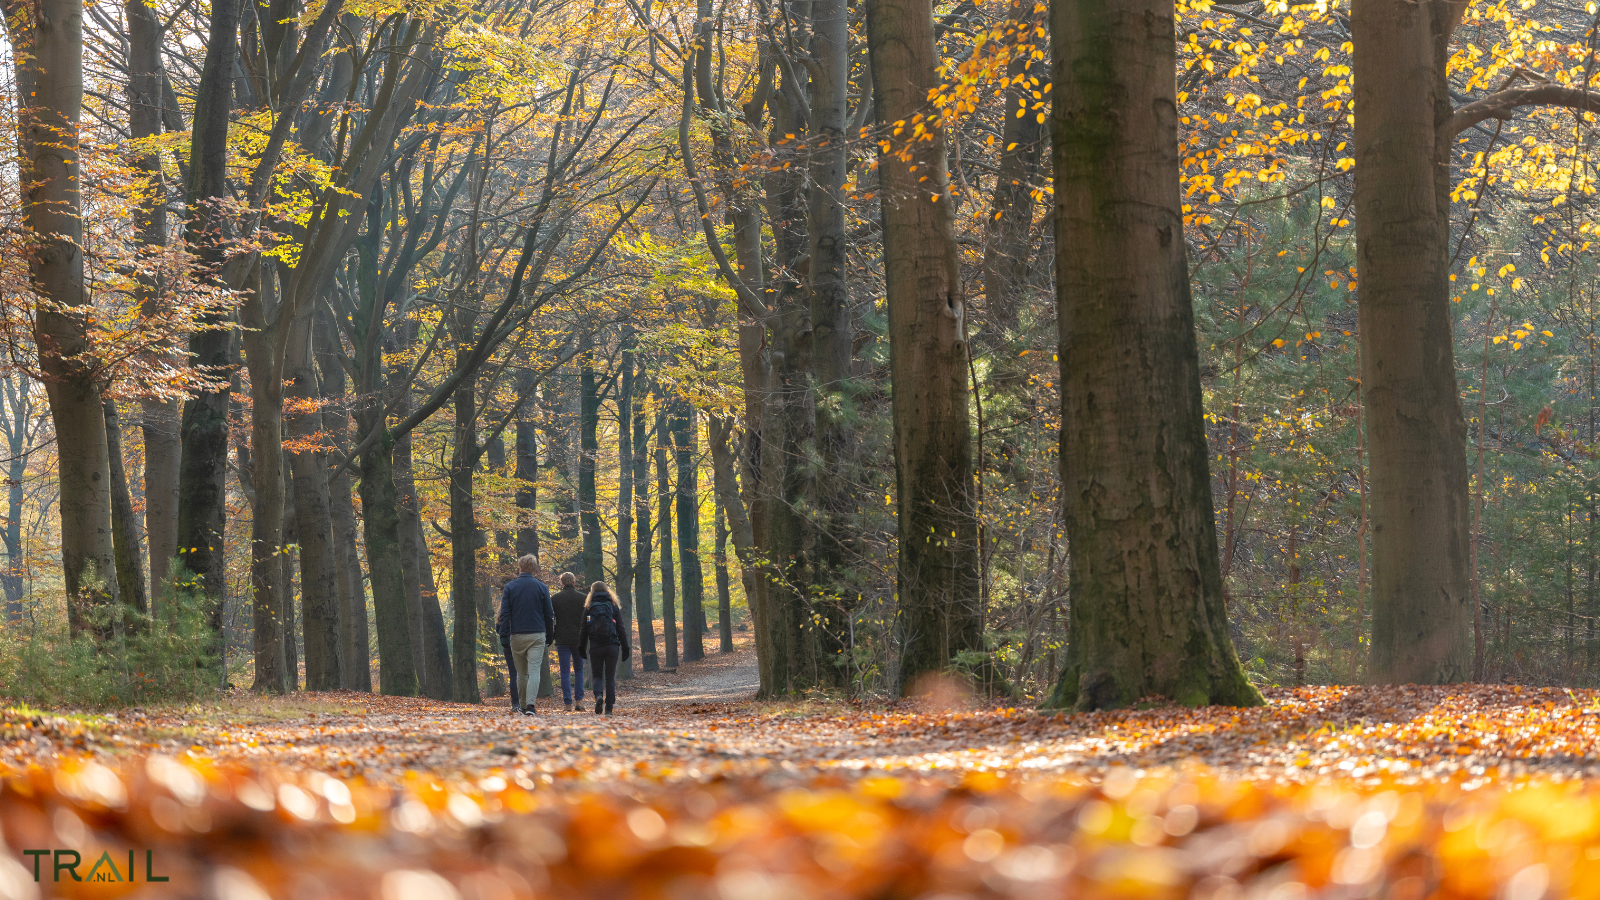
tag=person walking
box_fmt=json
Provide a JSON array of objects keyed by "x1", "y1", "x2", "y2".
[
  {"x1": 578, "y1": 581, "x2": 629, "y2": 715},
  {"x1": 496, "y1": 554, "x2": 554, "y2": 716},
  {"x1": 550, "y1": 572, "x2": 587, "y2": 711}
]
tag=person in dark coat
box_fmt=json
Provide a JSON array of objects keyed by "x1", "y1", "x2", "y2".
[
  {"x1": 577, "y1": 581, "x2": 630, "y2": 715},
  {"x1": 497, "y1": 554, "x2": 554, "y2": 716},
  {"x1": 550, "y1": 572, "x2": 587, "y2": 711}
]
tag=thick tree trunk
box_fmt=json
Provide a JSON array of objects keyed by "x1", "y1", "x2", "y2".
[
  {"x1": 315, "y1": 308, "x2": 371, "y2": 690},
  {"x1": 358, "y1": 434, "x2": 418, "y2": 696},
  {"x1": 515, "y1": 416, "x2": 540, "y2": 558},
  {"x1": 673, "y1": 401, "x2": 705, "y2": 662},
  {"x1": 126, "y1": 0, "x2": 181, "y2": 608},
  {"x1": 715, "y1": 501, "x2": 733, "y2": 652},
  {"x1": 281, "y1": 471, "x2": 300, "y2": 690},
  {"x1": 285, "y1": 314, "x2": 343, "y2": 690},
  {"x1": 808, "y1": 0, "x2": 854, "y2": 688},
  {"x1": 3, "y1": 0, "x2": 119, "y2": 633},
  {"x1": 616, "y1": 344, "x2": 636, "y2": 678},
  {"x1": 104, "y1": 399, "x2": 149, "y2": 621},
  {"x1": 633, "y1": 389, "x2": 659, "y2": 671},
  {"x1": 1352, "y1": 0, "x2": 1474, "y2": 684},
  {"x1": 867, "y1": 0, "x2": 983, "y2": 694},
  {"x1": 449, "y1": 371, "x2": 482, "y2": 703},
  {"x1": 242, "y1": 320, "x2": 289, "y2": 694},
  {"x1": 395, "y1": 394, "x2": 452, "y2": 699},
  {"x1": 1045, "y1": 0, "x2": 1261, "y2": 709},
  {"x1": 579, "y1": 339, "x2": 603, "y2": 582},
  {"x1": 656, "y1": 407, "x2": 678, "y2": 669},
  {"x1": 175, "y1": 0, "x2": 240, "y2": 623}
]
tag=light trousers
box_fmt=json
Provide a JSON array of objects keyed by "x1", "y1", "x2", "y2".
[{"x1": 508, "y1": 633, "x2": 548, "y2": 710}]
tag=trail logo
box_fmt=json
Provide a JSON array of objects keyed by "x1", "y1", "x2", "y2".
[{"x1": 19, "y1": 850, "x2": 168, "y2": 882}]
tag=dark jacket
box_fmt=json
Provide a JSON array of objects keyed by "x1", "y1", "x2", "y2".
[
  {"x1": 578, "y1": 594, "x2": 630, "y2": 659},
  {"x1": 551, "y1": 588, "x2": 586, "y2": 647},
  {"x1": 497, "y1": 573, "x2": 554, "y2": 644}
]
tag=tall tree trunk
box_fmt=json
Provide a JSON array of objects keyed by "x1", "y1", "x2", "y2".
[
  {"x1": 616, "y1": 342, "x2": 636, "y2": 678},
  {"x1": 715, "y1": 500, "x2": 733, "y2": 652},
  {"x1": 449, "y1": 372, "x2": 482, "y2": 703},
  {"x1": 673, "y1": 400, "x2": 705, "y2": 662},
  {"x1": 3, "y1": 0, "x2": 119, "y2": 633},
  {"x1": 1352, "y1": 0, "x2": 1473, "y2": 684},
  {"x1": 1045, "y1": 0, "x2": 1261, "y2": 709},
  {"x1": 808, "y1": 0, "x2": 854, "y2": 688},
  {"x1": 656, "y1": 406, "x2": 678, "y2": 669},
  {"x1": 285, "y1": 313, "x2": 343, "y2": 690},
  {"x1": 579, "y1": 337, "x2": 603, "y2": 582},
  {"x1": 359, "y1": 433, "x2": 418, "y2": 696},
  {"x1": 395, "y1": 388, "x2": 451, "y2": 699},
  {"x1": 633, "y1": 386, "x2": 659, "y2": 671},
  {"x1": 867, "y1": 0, "x2": 983, "y2": 694},
  {"x1": 104, "y1": 399, "x2": 149, "y2": 621},
  {"x1": 175, "y1": 0, "x2": 240, "y2": 627},
  {"x1": 126, "y1": 0, "x2": 181, "y2": 608},
  {"x1": 241, "y1": 311, "x2": 289, "y2": 694},
  {"x1": 515, "y1": 415, "x2": 540, "y2": 558},
  {"x1": 281, "y1": 468, "x2": 300, "y2": 690},
  {"x1": 0, "y1": 379, "x2": 30, "y2": 621},
  {"x1": 316, "y1": 307, "x2": 371, "y2": 690}
]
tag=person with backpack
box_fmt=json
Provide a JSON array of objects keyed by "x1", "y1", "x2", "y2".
[
  {"x1": 577, "y1": 581, "x2": 630, "y2": 715},
  {"x1": 550, "y1": 572, "x2": 588, "y2": 711},
  {"x1": 497, "y1": 554, "x2": 554, "y2": 716}
]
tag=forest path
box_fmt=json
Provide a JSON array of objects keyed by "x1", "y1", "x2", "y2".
[{"x1": 620, "y1": 640, "x2": 760, "y2": 705}]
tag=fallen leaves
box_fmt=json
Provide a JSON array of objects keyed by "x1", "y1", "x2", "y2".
[{"x1": 10, "y1": 670, "x2": 1600, "y2": 898}]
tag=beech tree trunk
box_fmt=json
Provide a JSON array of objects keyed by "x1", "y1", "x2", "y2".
[
  {"x1": 633, "y1": 389, "x2": 659, "y2": 671},
  {"x1": 616, "y1": 344, "x2": 636, "y2": 678},
  {"x1": 3, "y1": 0, "x2": 119, "y2": 633},
  {"x1": 674, "y1": 401, "x2": 706, "y2": 662},
  {"x1": 1351, "y1": 0, "x2": 1474, "y2": 684},
  {"x1": 285, "y1": 313, "x2": 343, "y2": 690},
  {"x1": 867, "y1": 0, "x2": 983, "y2": 693},
  {"x1": 1045, "y1": 0, "x2": 1260, "y2": 709},
  {"x1": 241, "y1": 305, "x2": 289, "y2": 694},
  {"x1": 715, "y1": 501, "x2": 733, "y2": 652},
  {"x1": 395, "y1": 387, "x2": 452, "y2": 699},
  {"x1": 281, "y1": 470, "x2": 300, "y2": 690},
  {"x1": 175, "y1": 0, "x2": 240, "y2": 624},
  {"x1": 449, "y1": 369, "x2": 482, "y2": 703},
  {"x1": 579, "y1": 339, "x2": 603, "y2": 581},
  {"x1": 126, "y1": 0, "x2": 181, "y2": 607},
  {"x1": 316, "y1": 307, "x2": 372, "y2": 690},
  {"x1": 808, "y1": 0, "x2": 854, "y2": 688},
  {"x1": 514, "y1": 415, "x2": 540, "y2": 558},
  {"x1": 359, "y1": 432, "x2": 418, "y2": 696},
  {"x1": 656, "y1": 406, "x2": 678, "y2": 669},
  {"x1": 104, "y1": 399, "x2": 149, "y2": 620}
]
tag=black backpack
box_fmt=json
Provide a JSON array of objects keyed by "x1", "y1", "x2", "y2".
[{"x1": 588, "y1": 599, "x2": 616, "y2": 643}]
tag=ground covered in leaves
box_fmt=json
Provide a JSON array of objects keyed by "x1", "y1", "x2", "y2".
[{"x1": 6, "y1": 651, "x2": 1600, "y2": 899}]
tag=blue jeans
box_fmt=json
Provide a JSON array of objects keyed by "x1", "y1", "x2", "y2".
[{"x1": 556, "y1": 644, "x2": 585, "y2": 704}]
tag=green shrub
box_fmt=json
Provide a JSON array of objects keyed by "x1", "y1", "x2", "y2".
[{"x1": 0, "y1": 583, "x2": 219, "y2": 708}]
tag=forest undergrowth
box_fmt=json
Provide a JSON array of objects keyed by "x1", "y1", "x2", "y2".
[{"x1": 7, "y1": 650, "x2": 1600, "y2": 898}]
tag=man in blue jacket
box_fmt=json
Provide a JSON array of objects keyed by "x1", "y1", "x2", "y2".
[{"x1": 497, "y1": 554, "x2": 554, "y2": 716}]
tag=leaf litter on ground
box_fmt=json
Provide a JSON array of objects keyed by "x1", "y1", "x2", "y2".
[{"x1": 6, "y1": 652, "x2": 1600, "y2": 899}]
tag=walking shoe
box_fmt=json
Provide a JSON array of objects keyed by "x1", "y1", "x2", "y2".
[
  {"x1": 564, "y1": 702, "x2": 573, "y2": 712},
  {"x1": 594, "y1": 699, "x2": 603, "y2": 714},
  {"x1": 522, "y1": 705, "x2": 537, "y2": 716}
]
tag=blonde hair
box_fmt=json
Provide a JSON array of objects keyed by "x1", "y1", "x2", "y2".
[
  {"x1": 584, "y1": 581, "x2": 611, "y2": 608},
  {"x1": 517, "y1": 554, "x2": 538, "y2": 573}
]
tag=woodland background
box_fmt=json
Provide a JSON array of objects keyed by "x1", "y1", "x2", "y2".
[{"x1": 0, "y1": 0, "x2": 1596, "y2": 705}]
